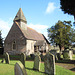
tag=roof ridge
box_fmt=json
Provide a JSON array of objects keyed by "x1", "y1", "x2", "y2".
[
  {"x1": 14, "y1": 21, "x2": 27, "y2": 39},
  {"x1": 27, "y1": 26, "x2": 42, "y2": 35}
]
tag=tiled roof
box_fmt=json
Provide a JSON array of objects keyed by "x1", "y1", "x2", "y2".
[
  {"x1": 34, "y1": 40, "x2": 46, "y2": 46},
  {"x1": 15, "y1": 22, "x2": 45, "y2": 41}
]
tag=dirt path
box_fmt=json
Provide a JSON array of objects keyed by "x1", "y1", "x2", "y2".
[{"x1": 56, "y1": 63, "x2": 75, "y2": 72}]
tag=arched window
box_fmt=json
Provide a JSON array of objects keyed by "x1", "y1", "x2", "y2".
[{"x1": 12, "y1": 41, "x2": 16, "y2": 50}]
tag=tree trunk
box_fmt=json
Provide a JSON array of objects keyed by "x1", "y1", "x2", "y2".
[{"x1": 59, "y1": 44, "x2": 62, "y2": 52}]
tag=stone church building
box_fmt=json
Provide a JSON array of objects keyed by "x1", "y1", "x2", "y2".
[{"x1": 4, "y1": 8, "x2": 50, "y2": 55}]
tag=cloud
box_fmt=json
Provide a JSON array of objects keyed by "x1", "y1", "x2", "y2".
[
  {"x1": 0, "y1": 18, "x2": 13, "y2": 38},
  {"x1": 28, "y1": 23, "x2": 48, "y2": 38},
  {"x1": 0, "y1": 18, "x2": 49, "y2": 39},
  {"x1": 46, "y1": 2, "x2": 56, "y2": 14}
]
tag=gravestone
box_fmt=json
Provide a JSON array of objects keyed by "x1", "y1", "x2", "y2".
[
  {"x1": 1, "y1": 58, "x2": 5, "y2": 63},
  {"x1": 33, "y1": 55, "x2": 41, "y2": 71},
  {"x1": 20, "y1": 53, "x2": 26, "y2": 67},
  {"x1": 4, "y1": 52, "x2": 10, "y2": 64},
  {"x1": 14, "y1": 61, "x2": 27, "y2": 75},
  {"x1": 44, "y1": 52, "x2": 55, "y2": 75}
]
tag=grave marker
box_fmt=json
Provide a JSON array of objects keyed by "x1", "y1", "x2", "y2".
[
  {"x1": 4, "y1": 52, "x2": 10, "y2": 64},
  {"x1": 14, "y1": 61, "x2": 27, "y2": 75},
  {"x1": 20, "y1": 53, "x2": 26, "y2": 67},
  {"x1": 44, "y1": 52, "x2": 55, "y2": 75},
  {"x1": 33, "y1": 55, "x2": 41, "y2": 71}
]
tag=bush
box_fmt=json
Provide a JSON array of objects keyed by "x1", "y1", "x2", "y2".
[
  {"x1": 30, "y1": 54, "x2": 35, "y2": 59},
  {"x1": 0, "y1": 48, "x2": 4, "y2": 55},
  {"x1": 9, "y1": 55, "x2": 21, "y2": 60},
  {"x1": 63, "y1": 52, "x2": 70, "y2": 59},
  {"x1": 26, "y1": 55, "x2": 35, "y2": 61}
]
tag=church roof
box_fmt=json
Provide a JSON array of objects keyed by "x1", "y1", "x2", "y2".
[
  {"x1": 14, "y1": 8, "x2": 27, "y2": 23},
  {"x1": 15, "y1": 21, "x2": 45, "y2": 41},
  {"x1": 34, "y1": 40, "x2": 46, "y2": 46}
]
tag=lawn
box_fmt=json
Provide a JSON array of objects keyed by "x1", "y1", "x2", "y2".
[
  {"x1": 72, "y1": 54, "x2": 75, "y2": 60},
  {"x1": 0, "y1": 59, "x2": 75, "y2": 75}
]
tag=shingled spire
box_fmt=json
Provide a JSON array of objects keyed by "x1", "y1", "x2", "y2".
[{"x1": 14, "y1": 8, "x2": 27, "y2": 30}]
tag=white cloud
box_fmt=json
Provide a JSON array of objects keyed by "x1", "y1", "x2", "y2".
[
  {"x1": 28, "y1": 23, "x2": 48, "y2": 38},
  {"x1": 46, "y1": 2, "x2": 56, "y2": 14},
  {"x1": 0, "y1": 19, "x2": 49, "y2": 39},
  {"x1": 0, "y1": 18, "x2": 13, "y2": 38}
]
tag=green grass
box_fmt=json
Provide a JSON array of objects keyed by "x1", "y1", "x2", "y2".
[
  {"x1": 0, "y1": 59, "x2": 75, "y2": 75},
  {"x1": 72, "y1": 54, "x2": 75, "y2": 60}
]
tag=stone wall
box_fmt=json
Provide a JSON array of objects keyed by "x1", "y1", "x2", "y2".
[{"x1": 4, "y1": 22, "x2": 26, "y2": 55}]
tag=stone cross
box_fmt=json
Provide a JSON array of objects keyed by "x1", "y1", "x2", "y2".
[
  {"x1": 14, "y1": 61, "x2": 27, "y2": 75},
  {"x1": 44, "y1": 52, "x2": 55, "y2": 75},
  {"x1": 20, "y1": 53, "x2": 26, "y2": 67},
  {"x1": 4, "y1": 52, "x2": 10, "y2": 64},
  {"x1": 33, "y1": 55, "x2": 41, "y2": 71}
]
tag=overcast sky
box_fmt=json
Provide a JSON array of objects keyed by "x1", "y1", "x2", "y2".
[{"x1": 0, "y1": 0, "x2": 74, "y2": 39}]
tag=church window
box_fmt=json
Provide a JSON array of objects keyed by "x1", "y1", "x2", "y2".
[{"x1": 12, "y1": 41, "x2": 16, "y2": 50}]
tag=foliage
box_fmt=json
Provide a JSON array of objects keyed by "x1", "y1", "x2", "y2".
[
  {"x1": 0, "y1": 60, "x2": 75, "y2": 75},
  {"x1": 48, "y1": 20, "x2": 72, "y2": 51},
  {"x1": 63, "y1": 52, "x2": 70, "y2": 59},
  {"x1": 60, "y1": 0, "x2": 75, "y2": 17},
  {"x1": 0, "y1": 31, "x2": 3, "y2": 48}
]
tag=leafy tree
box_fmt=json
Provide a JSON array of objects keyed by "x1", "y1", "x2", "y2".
[
  {"x1": 70, "y1": 29, "x2": 75, "y2": 43},
  {"x1": 48, "y1": 20, "x2": 72, "y2": 51},
  {"x1": 60, "y1": 0, "x2": 75, "y2": 20},
  {"x1": 0, "y1": 31, "x2": 3, "y2": 48}
]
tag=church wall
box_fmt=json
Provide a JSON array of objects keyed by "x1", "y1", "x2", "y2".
[
  {"x1": 26, "y1": 40, "x2": 36, "y2": 55},
  {"x1": 4, "y1": 23, "x2": 27, "y2": 55}
]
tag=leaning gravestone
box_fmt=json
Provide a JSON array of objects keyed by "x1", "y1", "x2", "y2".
[
  {"x1": 4, "y1": 52, "x2": 10, "y2": 64},
  {"x1": 20, "y1": 53, "x2": 26, "y2": 67},
  {"x1": 14, "y1": 61, "x2": 27, "y2": 75},
  {"x1": 44, "y1": 52, "x2": 55, "y2": 75},
  {"x1": 33, "y1": 55, "x2": 41, "y2": 71}
]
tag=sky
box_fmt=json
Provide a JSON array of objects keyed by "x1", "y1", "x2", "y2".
[{"x1": 0, "y1": 0, "x2": 74, "y2": 40}]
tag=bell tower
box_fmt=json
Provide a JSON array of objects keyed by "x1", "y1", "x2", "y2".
[{"x1": 14, "y1": 8, "x2": 27, "y2": 30}]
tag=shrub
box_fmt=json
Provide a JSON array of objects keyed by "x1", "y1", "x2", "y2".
[{"x1": 0, "y1": 48, "x2": 4, "y2": 55}]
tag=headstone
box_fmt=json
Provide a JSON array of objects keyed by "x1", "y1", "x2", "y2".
[
  {"x1": 1, "y1": 58, "x2": 5, "y2": 63},
  {"x1": 4, "y1": 52, "x2": 10, "y2": 64},
  {"x1": 44, "y1": 52, "x2": 55, "y2": 75},
  {"x1": 14, "y1": 61, "x2": 27, "y2": 75},
  {"x1": 33, "y1": 55, "x2": 41, "y2": 71},
  {"x1": 20, "y1": 53, "x2": 26, "y2": 67},
  {"x1": 50, "y1": 50, "x2": 60, "y2": 60}
]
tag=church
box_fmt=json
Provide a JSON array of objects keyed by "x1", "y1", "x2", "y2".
[{"x1": 4, "y1": 8, "x2": 50, "y2": 55}]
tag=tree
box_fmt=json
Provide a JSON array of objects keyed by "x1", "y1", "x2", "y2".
[
  {"x1": 0, "y1": 31, "x2": 3, "y2": 48},
  {"x1": 48, "y1": 20, "x2": 72, "y2": 51},
  {"x1": 60, "y1": 0, "x2": 75, "y2": 21}
]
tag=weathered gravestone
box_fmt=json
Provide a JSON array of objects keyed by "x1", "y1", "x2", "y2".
[
  {"x1": 14, "y1": 61, "x2": 27, "y2": 75},
  {"x1": 33, "y1": 55, "x2": 41, "y2": 71},
  {"x1": 44, "y1": 52, "x2": 55, "y2": 75},
  {"x1": 20, "y1": 53, "x2": 26, "y2": 67},
  {"x1": 4, "y1": 52, "x2": 10, "y2": 64}
]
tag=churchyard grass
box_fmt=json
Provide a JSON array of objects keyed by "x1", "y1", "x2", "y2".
[
  {"x1": 0, "y1": 59, "x2": 75, "y2": 75},
  {"x1": 72, "y1": 54, "x2": 75, "y2": 60}
]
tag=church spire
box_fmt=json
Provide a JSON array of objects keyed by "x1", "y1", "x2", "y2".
[
  {"x1": 14, "y1": 8, "x2": 27, "y2": 30},
  {"x1": 14, "y1": 8, "x2": 27, "y2": 24}
]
